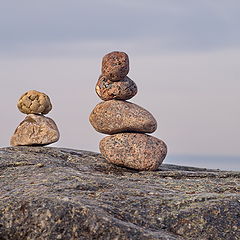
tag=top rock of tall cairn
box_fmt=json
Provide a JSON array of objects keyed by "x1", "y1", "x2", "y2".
[{"x1": 101, "y1": 51, "x2": 129, "y2": 81}]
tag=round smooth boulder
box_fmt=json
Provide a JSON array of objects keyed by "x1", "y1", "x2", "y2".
[
  {"x1": 17, "y1": 90, "x2": 52, "y2": 115},
  {"x1": 102, "y1": 51, "x2": 129, "y2": 81},
  {"x1": 100, "y1": 133, "x2": 167, "y2": 171},
  {"x1": 95, "y1": 75, "x2": 137, "y2": 101},
  {"x1": 89, "y1": 100, "x2": 157, "y2": 134},
  {"x1": 10, "y1": 114, "x2": 60, "y2": 146}
]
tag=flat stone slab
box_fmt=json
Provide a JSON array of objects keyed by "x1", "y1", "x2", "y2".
[{"x1": 0, "y1": 147, "x2": 239, "y2": 240}]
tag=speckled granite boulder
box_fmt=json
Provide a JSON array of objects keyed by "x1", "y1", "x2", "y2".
[
  {"x1": 17, "y1": 90, "x2": 52, "y2": 114},
  {"x1": 0, "y1": 147, "x2": 239, "y2": 240},
  {"x1": 100, "y1": 133, "x2": 167, "y2": 170},
  {"x1": 102, "y1": 51, "x2": 129, "y2": 81},
  {"x1": 96, "y1": 75, "x2": 137, "y2": 101},
  {"x1": 89, "y1": 100, "x2": 157, "y2": 134},
  {"x1": 10, "y1": 114, "x2": 59, "y2": 146}
]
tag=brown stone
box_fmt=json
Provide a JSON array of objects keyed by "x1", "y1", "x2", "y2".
[
  {"x1": 89, "y1": 100, "x2": 157, "y2": 134},
  {"x1": 102, "y1": 51, "x2": 129, "y2": 81},
  {"x1": 17, "y1": 90, "x2": 52, "y2": 114},
  {"x1": 99, "y1": 133, "x2": 167, "y2": 171},
  {"x1": 10, "y1": 114, "x2": 60, "y2": 146},
  {"x1": 95, "y1": 75, "x2": 137, "y2": 101}
]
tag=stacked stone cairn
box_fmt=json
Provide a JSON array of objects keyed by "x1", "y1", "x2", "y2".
[
  {"x1": 89, "y1": 51, "x2": 167, "y2": 171},
  {"x1": 10, "y1": 90, "x2": 60, "y2": 146}
]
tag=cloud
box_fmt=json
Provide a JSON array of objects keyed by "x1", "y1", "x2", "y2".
[{"x1": 0, "y1": 0, "x2": 240, "y2": 55}]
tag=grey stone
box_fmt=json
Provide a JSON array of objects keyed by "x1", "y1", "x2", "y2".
[
  {"x1": 0, "y1": 147, "x2": 239, "y2": 239},
  {"x1": 100, "y1": 133, "x2": 167, "y2": 171},
  {"x1": 89, "y1": 100, "x2": 157, "y2": 134}
]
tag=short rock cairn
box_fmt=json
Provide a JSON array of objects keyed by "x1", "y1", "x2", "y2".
[
  {"x1": 10, "y1": 90, "x2": 60, "y2": 146},
  {"x1": 89, "y1": 51, "x2": 167, "y2": 170}
]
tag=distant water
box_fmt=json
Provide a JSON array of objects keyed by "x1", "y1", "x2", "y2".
[{"x1": 165, "y1": 155, "x2": 240, "y2": 171}]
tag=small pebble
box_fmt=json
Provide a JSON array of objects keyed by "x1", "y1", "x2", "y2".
[
  {"x1": 17, "y1": 90, "x2": 52, "y2": 115},
  {"x1": 95, "y1": 75, "x2": 137, "y2": 101},
  {"x1": 102, "y1": 51, "x2": 129, "y2": 81},
  {"x1": 36, "y1": 163, "x2": 45, "y2": 168}
]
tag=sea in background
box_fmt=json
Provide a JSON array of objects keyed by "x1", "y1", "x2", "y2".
[{"x1": 165, "y1": 155, "x2": 240, "y2": 171}]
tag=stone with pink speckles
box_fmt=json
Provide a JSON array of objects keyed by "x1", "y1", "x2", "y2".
[
  {"x1": 99, "y1": 133, "x2": 167, "y2": 171},
  {"x1": 90, "y1": 51, "x2": 168, "y2": 171},
  {"x1": 101, "y1": 51, "x2": 129, "y2": 81},
  {"x1": 95, "y1": 75, "x2": 137, "y2": 101},
  {"x1": 89, "y1": 100, "x2": 157, "y2": 135}
]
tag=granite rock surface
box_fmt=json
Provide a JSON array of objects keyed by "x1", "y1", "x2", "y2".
[
  {"x1": 17, "y1": 90, "x2": 52, "y2": 115},
  {"x1": 102, "y1": 51, "x2": 129, "y2": 81},
  {"x1": 100, "y1": 133, "x2": 167, "y2": 171},
  {"x1": 89, "y1": 100, "x2": 157, "y2": 134},
  {"x1": 10, "y1": 114, "x2": 60, "y2": 146},
  {"x1": 96, "y1": 75, "x2": 137, "y2": 101},
  {"x1": 0, "y1": 147, "x2": 239, "y2": 240}
]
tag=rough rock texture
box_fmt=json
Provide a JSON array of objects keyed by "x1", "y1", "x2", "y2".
[
  {"x1": 102, "y1": 51, "x2": 129, "y2": 81},
  {"x1": 10, "y1": 114, "x2": 60, "y2": 146},
  {"x1": 17, "y1": 90, "x2": 52, "y2": 115},
  {"x1": 100, "y1": 133, "x2": 167, "y2": 171},
  {"x1": 96, "y1": 75, "x2": 137, "y2": 101},
  {"x1": 0, "y1": 147, "x2": 239, "y2": 240},
  {"x1": 89, "y1": 100, "x2": 157, "y2": 134}
]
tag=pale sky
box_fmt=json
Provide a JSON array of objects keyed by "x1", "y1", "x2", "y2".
[{"x1": 0, "y1": 0, "x2": 239, "y2": 158}]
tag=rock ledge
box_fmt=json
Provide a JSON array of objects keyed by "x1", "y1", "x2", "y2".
[{"x1": 0, "y1": 147, "x2": 239, "y2": 240}]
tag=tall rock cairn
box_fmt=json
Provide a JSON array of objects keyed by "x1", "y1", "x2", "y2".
[
  {"x1": 89, "y1": 51, "x2": 167, "y2": 171},
  {"x1": 10, "y1": 90, "x2": 60, "y2": 146}
]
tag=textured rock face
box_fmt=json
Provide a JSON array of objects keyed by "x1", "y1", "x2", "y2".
[
  {"x1": 100, "y1": 133, "x2": 167, "y2": 170},
  {"x1": 0, "y1": 147, "x2": 239, "y2": 240},
  {"x1": 102, "y1": 51, "x2": 129, "y2": 81},
  {"x1": 17, "y1": 90, "x2": 52, "y2": 114},
  {"x1": 96, "y1": 75, "x2": 137, "y2": 101},
  {"x1": 89, "y1": 100, "x2": 157, "y2": 134},
  {"x1": 10, "y1": 114, "x2": 60, "y2": 146}
]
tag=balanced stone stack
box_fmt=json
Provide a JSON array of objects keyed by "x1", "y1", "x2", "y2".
[
  {"x1": 89, "y1": 51, "x2": 167, "y2": 171},
  {"x1": 10, "y1": 90, "x2": 60, "y2": 146}
]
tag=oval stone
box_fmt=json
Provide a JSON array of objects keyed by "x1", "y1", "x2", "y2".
[
  {"x1": 17, "y1": 90, "x2": 52, "y2": 115},
  {"x1": 89, "y1": 100, "x2": 157, "y2": 134},
  {"x1": 95, "y1": 75, "x2": 137, "y2": 101},
  {"x1": 10, "y1": 114, "x2": 60, "y2": 146},
  {"x1": 99, "y1": 133, "x2": 167, "y2": 171},
  {"x1": 101, "y1": 51, "x2": 129, "y2": 81}
]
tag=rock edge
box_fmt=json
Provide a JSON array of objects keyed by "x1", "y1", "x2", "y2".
[{"x1": 0, "y1": 147, "x2": 239, "y2": 240}]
